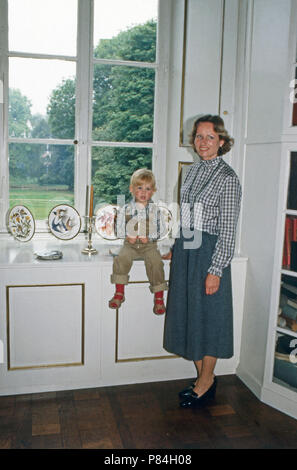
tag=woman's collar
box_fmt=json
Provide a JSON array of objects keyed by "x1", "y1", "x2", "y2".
[{"x1": 200, "y1": 155, "x2": 222, "y2": 166}]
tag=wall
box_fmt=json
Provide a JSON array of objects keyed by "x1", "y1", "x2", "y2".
[
  {"x1": 164, "y1": 0, "x2": 293, "y2": 399},
  {"x1": 236, "y1": 0, "x2": 292, "y2": 396},
  {"x1": 164, "y1": 0, "x2": 242, "y2": 236}
]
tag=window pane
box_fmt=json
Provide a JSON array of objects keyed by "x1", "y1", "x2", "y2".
[
  {"x1": 92, "y1": 64, "x2": 155, "y2": 142},
  {"x1": 9, "y1": 143, "x2": 74, "y2": 220},
  {"x1": 9, "y1": 0, "x2": 77, "y2": 56},
  {"x1": 9, "y1": 58, "x2": 76, "y2": 139},
  {"x1": 91, "y1": 147, "x2": 152, "y2": 205},
  {"x1": 93, "y1": 0, "x2": 157, "y2": 62}
]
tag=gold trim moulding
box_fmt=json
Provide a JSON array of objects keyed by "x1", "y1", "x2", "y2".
[
  {"x1": 6, "y1": 283, "x2": 85, "y2": 371},
  {"x1": 8, "y1": 361, "x2": 84, "y2": 371}
]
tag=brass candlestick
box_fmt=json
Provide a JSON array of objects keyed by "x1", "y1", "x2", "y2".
[{"x1": 82, "y1": 216, "x2": 97, "y2": 255}]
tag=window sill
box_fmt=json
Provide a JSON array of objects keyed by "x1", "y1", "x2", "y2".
[{"x1": 0, "y1": 235, "x2": 174, "y2": 267}]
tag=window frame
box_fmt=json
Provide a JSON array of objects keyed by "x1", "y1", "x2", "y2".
[{"x1": 0, "y1": 0, "x2": 171, "y2": 235}]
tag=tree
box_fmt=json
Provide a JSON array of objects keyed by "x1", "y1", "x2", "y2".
[
  {"x1": 8, "y1": 88, "x2": 32, "y2": 138},
  {"x1": 47, "y1": 78, "x2": 76, "y2": 140},
  {"x1": 44, "y1": 78, "x2": 76, "y2": 189},
  {"x1": 8, "y1": 89, "x2": 45, "y2": 184}
]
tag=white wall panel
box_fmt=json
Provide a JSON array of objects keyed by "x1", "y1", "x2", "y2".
[
  {"x1": 180, "y1": 0, "x2": 224, "y2": 144},
  {"x1": 7, "y1": 284, "x2": 84, "y2": 369},
  {"x1": 245, "y1": 0, "x2": 291, "y2": 142},
  {"x1": 165, "y1": 0, "x2": 240, "y2": 210},
  {"x1": 116, "y1": 283, "x2": 171, "y2": 361}
]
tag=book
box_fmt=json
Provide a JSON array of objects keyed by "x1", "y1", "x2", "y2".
[
  {"x1": 281, "y1": 304, "x2": 297, "y2": 321},
  {"x1": 292, "y1": 218, "x2": 297, "y2": 242},
  {"x1": 283, "y1": 217, "x2": 292, "y2": 267},
  {"x1": 287, "y1": 298, "x2": 297, "y2": 309},
  {"x1": 285, "y1": 317, "x2": 297, "y2": 332},
  {"x1": 282, "y1": 282, "x2": 297, "y2": 295}
]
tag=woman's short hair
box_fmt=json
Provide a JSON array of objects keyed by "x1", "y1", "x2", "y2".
[
  {"x1": 189, "y1": 114, "x2": 234, "y2": 156},
  {"x1": 130, "y1": 168, "x2": 156, "y2": 191}
]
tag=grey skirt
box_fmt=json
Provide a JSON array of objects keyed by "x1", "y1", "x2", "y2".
[{"x1": 163, "y1": 230, "x2": 233, "y2": 361}]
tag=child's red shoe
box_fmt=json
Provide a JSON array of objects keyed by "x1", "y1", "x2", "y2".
[
  {"x1": 153, "y1": 298, "x2": 166, "y2": 315},
  {"x1": 109, "y1": 292, "x2": 125, "y2": 309}
]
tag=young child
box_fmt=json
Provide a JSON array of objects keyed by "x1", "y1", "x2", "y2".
[{"x1": 109, "y1": 169, "x2": 168, "y2": 314}]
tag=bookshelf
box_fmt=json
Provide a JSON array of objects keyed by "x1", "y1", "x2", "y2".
[
  {"x1": 262, "y1": 4, "x2": 297, "y2": 418},
  {"x1": 273, "y1": 152, "x2": 297, "y2": 392},
  {"x1": 262, "y1": 149, "x2": 297, "y2": 418}
]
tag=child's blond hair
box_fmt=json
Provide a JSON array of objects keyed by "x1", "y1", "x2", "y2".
[{"x1": 130, "y1": 168, "x2": 156, "y2": 192}]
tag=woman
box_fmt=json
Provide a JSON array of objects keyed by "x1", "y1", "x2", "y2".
[{"x1": 163, "y1": 114, "x2": 241, "y2": 408}]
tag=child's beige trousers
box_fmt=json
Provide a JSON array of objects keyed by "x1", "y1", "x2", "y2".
[{"x1": 110, "y1": 239, "x2": 168, "y2": 293}]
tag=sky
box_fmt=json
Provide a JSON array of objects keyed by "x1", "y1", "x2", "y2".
[{"x1": 9, "y1": 0, "x2": 158, "y2": 115}]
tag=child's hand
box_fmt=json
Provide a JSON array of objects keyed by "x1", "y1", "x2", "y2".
[
  {"x1": 139, "y1": 236, "x2": 148, "y2": 244},
  {"x1": 162, "y1": 251, "x2": 172, "y2": 260},
  {"x1": 127, "y1": 236, "x2": 137, "y2": 244}
]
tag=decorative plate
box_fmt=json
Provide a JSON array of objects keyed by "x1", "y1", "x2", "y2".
[
  {"x1": 95, "y1": 205, "x2": 119, "y2": 240},
  {"x1": 157, "y1": 206, "x2": 173, "y2": 241},
  {"x1": 7, "y1": 205, "x2": 35, "y2": 242},
  {"x1": 48, "y1": 204, "x2": 81, "y2": 240}
]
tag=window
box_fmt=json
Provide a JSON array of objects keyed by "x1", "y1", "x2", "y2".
[
  {"x1": 7, "y1": 0, "x2": 77, "y2": 223},
  {"x1": 0, "y1": 0, "x2": 170, "y2": 232},
  {"x1": 92, "y1": 0, "x2": 158, "y2": 206}
]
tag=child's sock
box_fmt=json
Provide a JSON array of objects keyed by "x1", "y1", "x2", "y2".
[
  {"x1": 109, "y1": 284, "x2": 125, "y2": 309},
  {"x1": 154, "y1": 291, "x2": 163, "y2": 300},
  {"x1": 116, "y1": 284, "x2": 125, "y2": 295},
  {"x1": 153, "y1": 291, "x2": 165, "y2": 315}
]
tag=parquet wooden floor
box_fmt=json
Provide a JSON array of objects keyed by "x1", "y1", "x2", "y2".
[{"x1": 0, "y1": 375, "x2": 296, "y2": 449}]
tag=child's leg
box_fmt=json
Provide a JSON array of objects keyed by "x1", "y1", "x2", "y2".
[
  {"x1": 143, "y1": 246, "x2": 168, "y2": 293},
  {"x1": 142, "y1": 246, "x2": 168, "y2": 314},
  {"x1": 109, "y1": 283, "x2": 125, "y2": 309},
  {"x1": 109, "y1": 244, "x2": 135, "y2": 309},
  {"x1": 110, "y1": 244, "x2": 134, "y2": 286},
  {"x1": 153, "y1": 290, "x2": 166, "y2": 315}
]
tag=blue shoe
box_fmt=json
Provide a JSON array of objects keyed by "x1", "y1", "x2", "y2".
[
  {"x1": 180, "y1": 377, "x2": 217, "y2": 408},
  {"x1": 178, "y1": 381, "x2": 196, "y2": 399}
]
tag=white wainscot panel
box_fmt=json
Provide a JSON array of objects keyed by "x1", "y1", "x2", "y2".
[
  {"x1": 7, "y1": 284, "x2": 84, "y2": 370},
  {"x1": 116, "y1": 283, "x2": 172, "y2": 362}
]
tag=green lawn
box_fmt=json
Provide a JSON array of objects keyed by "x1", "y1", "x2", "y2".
[{"x1": 10, "y1": 187, "x2": 74, "y2": 220}]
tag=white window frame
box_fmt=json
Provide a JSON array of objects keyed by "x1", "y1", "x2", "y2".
[{"x1": 0, "y1": 0, "x2": 171, "y2": 235}]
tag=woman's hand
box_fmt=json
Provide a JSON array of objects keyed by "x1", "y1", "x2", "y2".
[{"x1": 205, "y1": 273, "x2": 220, "y2": 295}]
